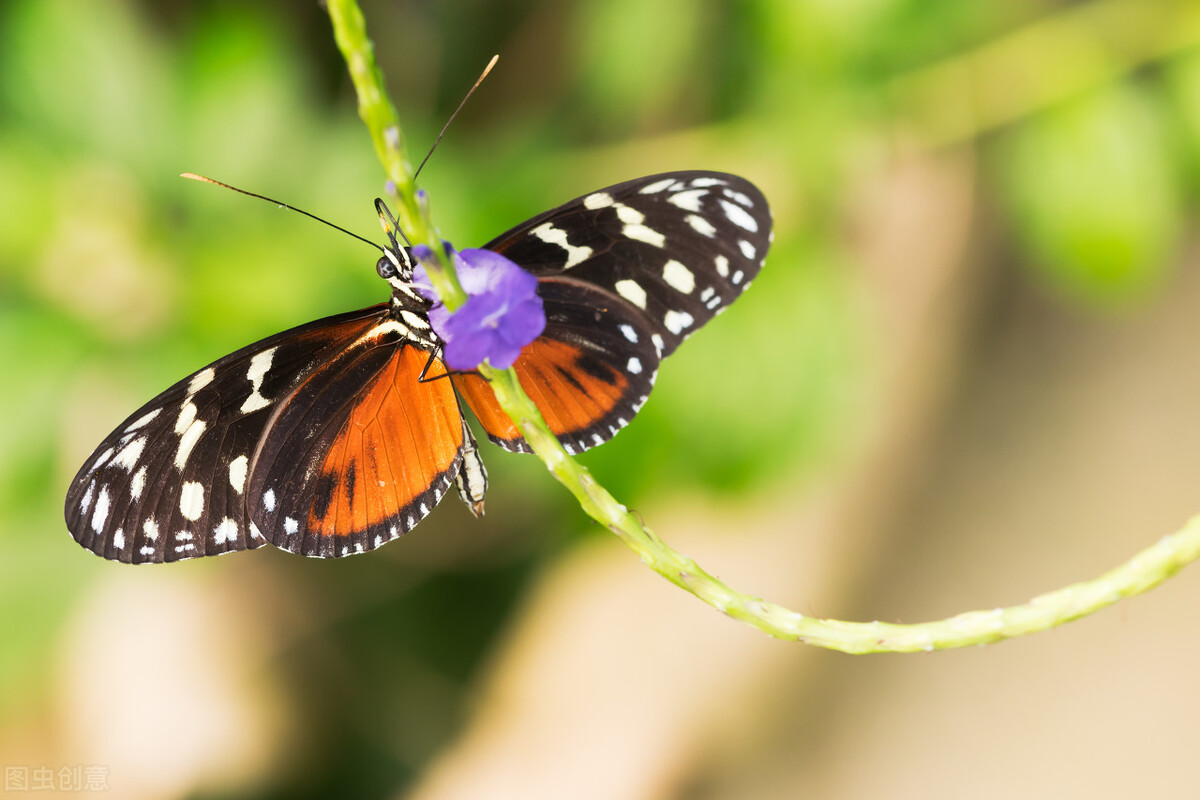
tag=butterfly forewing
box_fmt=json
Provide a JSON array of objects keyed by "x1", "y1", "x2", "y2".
[
  {"x1": 64, "y1": 307, "x2": 388, "y2": 562},
  {"x1": 487, "y1": 171, "x2": 772, "y2": 357}
]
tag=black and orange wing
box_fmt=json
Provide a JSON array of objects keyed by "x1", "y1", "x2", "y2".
[
  {"x1": 456, "y1": 171, "x2": 772, "y2": 454},
  {"x1": 64, "y1": 306, "x2": 389, "y2": 563},
  {"x1": 249, "y1": 334, "x2": 465, "y2": 557},
  {"x1": 454, "y1": 277, "x2": 660, "y2": 454}
]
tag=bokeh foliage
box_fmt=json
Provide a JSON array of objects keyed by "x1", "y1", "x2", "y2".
[{"x1": 1, "y1": 0, "x2": 1197, "y2": 796}]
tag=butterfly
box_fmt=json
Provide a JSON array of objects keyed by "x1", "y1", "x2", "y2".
[{"x1": 64, "y1": 171, "x2": 772, "y2": 562}]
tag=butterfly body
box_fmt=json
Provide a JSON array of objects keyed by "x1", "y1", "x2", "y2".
[{"x1": 65, "y1": 171, "x2": 771, "y2": 562}]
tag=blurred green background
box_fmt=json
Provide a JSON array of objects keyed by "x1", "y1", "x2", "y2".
[{"x1": 3, "y1": 1, "x2": 1200, "y2": 798}]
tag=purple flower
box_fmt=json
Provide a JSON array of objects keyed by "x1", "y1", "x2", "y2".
[{"x1": 412, "y1": 246, "x2": 546, "y2": 370}]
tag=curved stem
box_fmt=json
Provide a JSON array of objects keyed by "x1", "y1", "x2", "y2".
[{"x1": 326, "y1": 0, "x2": 1200, "y2": 654}]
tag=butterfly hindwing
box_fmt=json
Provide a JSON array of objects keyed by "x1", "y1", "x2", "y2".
[
  {"x1": 454, "y1": 277, "x2": 660, "y2": 453},
  {"x1": 249, "y1": 335, "x2": 465, "y2": 558},
  {"x1": 64, "y1": 307, "x2": 388, "y2": 563}
]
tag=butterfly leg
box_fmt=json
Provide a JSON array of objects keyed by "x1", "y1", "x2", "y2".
[{"x1": 418, "y1": 347, "x2": 489, "y2": 384}]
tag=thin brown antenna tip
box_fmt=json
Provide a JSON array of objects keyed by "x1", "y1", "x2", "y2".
[{"x1": 413, "y1": 54, "x2": 502, "y2": 181}]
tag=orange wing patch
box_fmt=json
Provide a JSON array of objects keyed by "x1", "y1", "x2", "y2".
[
  {"x1": 251, "y1": 339, "x2": 466, "y2": 557},
  {"x1": 455, "y1": 338, "x2": 633, "y2": 453},
  {"x1": 306, "y1": 347, "x2": 463, "y2": 541}
]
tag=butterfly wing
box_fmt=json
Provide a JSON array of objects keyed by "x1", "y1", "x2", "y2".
[
  {"x1": 65, "y1": 305, "x2": 466, "y2": 562},
  {"x1": 65, "y1": 307, "x2": 389, "y2": 562},
  {"x1": 453, "y1": 278, "x2": 660, "y2": 454},
  {"x1": 249, "y1": 334, "x2": 465, "y2": 558},
  {"x1": 457, "y1": 171, "x2": 772, "y2": 453}
]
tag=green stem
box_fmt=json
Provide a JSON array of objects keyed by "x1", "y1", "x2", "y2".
[{"x1": 326, "y1": 0, "x2": 1200, "y2": 654}]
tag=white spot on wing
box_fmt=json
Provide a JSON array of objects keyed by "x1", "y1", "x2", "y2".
[
  {"x1": 188, "y1": 367, "x2": 215, "y2": 395},
  {"x1": 140, "y1": 545, "x2": 156, "y2": 556},
  {"x1": 174, "y1": 402, "x2": 197, "y2": 434},
  {"x1": 623, "y1": 223, "x2": 665, "y2": 247},
  {"x1": 639, "y1": 177, "x2": 676, "y2": 194},
  {"x1": 627, "y1": 357, "x2": 643, "y2": 374},
  {"x1": 113, "y1": 528, "x2": 125, "y2": 550},
  {"x1": 738, "y1": 239, "x2": 756, "y2": 260},
  {"x1": 720, "y1": 199, "x2": 758, "y2": 232},
  {"x1": 619, "y1": 324, "x2": 638, "y2": 343},
  {"x1": 668, "y1": 189, "x2": 707, "y2": 212},
  {"x1": 143, "y1": 518, "x2": 159, "y2": 540},
  {"x1": 283, "y1": 517, "x2": 298, "y2": 535},
  {"x1": 686, "y1": 214, "x2": 716, "y2": 237},
  {"x1": 179, "y1": 481, "x2": 204, "y2": 522},
  {"x1": 723, "y1": 188, "x2": 753, "y2": 207},
  {"x1": 240, "y1": 347, "x2": 277, "y2": 414},
  {"x1": 583, "y1": 192, "x2": 613, "y2": 209},
  {"x1": 651, "y1": 334, "x2": 665, "y2": 356},
  {"x1": 662, "y1": 260, "x2": 695, "y2": 294},
  {"x1": 615, "y1": 204, "x2": 644, "y2": 224},
  {"x1": 91, "y1": 487, "x2": 110, "y2": 534},
  {"x1": 614, "y1": 279, "x2": 648, "y2": 309},
  {"x1": 715, "y1": 255, "x2": 730, "y2": 277},
  {"x1": 228, "y1": 455, "x2": 248, "y2": 494},
  {"x1": 690, "y1": 177, "x2": 725, "y2": 188},
  {"x1": 175, "y1": 418, "x2": 206, "y2": 470},
  {"x1": 111, "y1": 436, "x2": 145, "y2": 471},
  {"x1": 663, "y1": 310, "x2": 695, "y2": 335},
  {"x1": 732, "y1": 270, "x2": 745, "y2": 285},
  {"x1": 532, "y1": 222, "x2": 593, "y2": 269},
  {"x1": 131, "y1": 466, "x2": 147, "y2": 500},
  {"x1": 263, "y1": 488, "x2": 276, "y2": 513},
  {"x1": 92, "y1": 447, "x2": 114, "y2": 471},
  {"x1": 213, "y1": 518, "x2": 238, "y2": 545},
  {"x1": 125, "y1": 408, "x2": 161, "y2": 432},
  {"x1": 80, "y1": 481, "x2": 96, "y2": 514}
]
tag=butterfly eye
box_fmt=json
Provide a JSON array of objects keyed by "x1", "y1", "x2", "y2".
[{"x1": 376, "y1": 255, "x2": 399, "y2": 280}]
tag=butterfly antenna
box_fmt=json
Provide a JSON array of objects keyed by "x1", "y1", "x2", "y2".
[
  {"x1": 181, "y1": 173, "x2": 383, "y2": 252},
  {"x1": 413, "y1": 54, "x2": 499, "y2": 181}
]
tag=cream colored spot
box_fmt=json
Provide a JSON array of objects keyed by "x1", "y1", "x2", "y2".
[
  {"x1": 532, "y1": 222, "x2": 593, "y2": 268},
  {"x1": 187, "y1": 367, "x2": 215, "y2": 395},
  {"x1": 179, "y1": 481, "x2": 205, "y2": 522},
  {"x1": 664, "y1": 310, "x2": 695, "y2": 335},
  {"x1": 228, "y1": 455, "x2": 248, "y2": 494},
  {"x1": 583, "y1": 192, "x2": 613, "y2": 209},
  {"x1": 614, "y1": 279, "x2": 647, "y2": 309},
  {"x1": 686, "y1": 215, "x2": 716, "y2": 237},
  {"x1": 662, "y1": 260, "x2": 695, "y2": 294}
]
